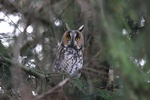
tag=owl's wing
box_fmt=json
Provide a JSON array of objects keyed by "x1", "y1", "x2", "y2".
[{"x1": 52, "y1": 45, "x2": 64, "y2": 73}]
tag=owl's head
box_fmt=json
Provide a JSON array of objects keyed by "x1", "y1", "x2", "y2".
[{"x1": 61, "y1": 25, "x2": 84, "y2": 50}]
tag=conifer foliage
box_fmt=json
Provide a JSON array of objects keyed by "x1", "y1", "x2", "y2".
[{"x1": 0, "y1": 0, "x2": 149, "y2": 100}]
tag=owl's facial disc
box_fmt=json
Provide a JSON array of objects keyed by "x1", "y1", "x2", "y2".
[
  {"x1": 62, "y1": 30, "x2": 83, "y2": 50},
  {"x1": 62, "y1": 31, "x2": 71, "y2": 47}
]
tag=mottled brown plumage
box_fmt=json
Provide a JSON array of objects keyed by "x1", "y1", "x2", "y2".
[{"x1": 53, "y1": 25, "x2": 84, "y2": 76}]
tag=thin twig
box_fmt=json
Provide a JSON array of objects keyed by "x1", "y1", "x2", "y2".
[
  {"x1": 83, "y1": 49, "x2": 102, "y2": 68},
  {"x1": 35, "y1": 77, "x2": 71, "y2": 100},
  {"x1": 57, "y1": 0, "x2": 75, "y2": 19},
  {"x1": 35, "y1": 69, "x2": 80, "y2": 100},
  {"x1": 65, "y1": 23, "x2": 70, "y2": 30}
]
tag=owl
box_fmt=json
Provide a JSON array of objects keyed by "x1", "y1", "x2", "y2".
[{"x1": 53, "y1": 25, "x2": 84, "y2": 76}]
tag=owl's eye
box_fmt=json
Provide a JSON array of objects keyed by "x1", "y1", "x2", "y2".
[
  {"x1": 66, "y1": 36, "x2": 71, "y2": 41},
  {"x1": 75, "y1": 37, "x2": 80, "y2": 41}
]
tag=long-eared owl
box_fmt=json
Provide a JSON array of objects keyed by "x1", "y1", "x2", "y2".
[{"x1": 53, "y1": 25, "x2": 84, "y2": 76}]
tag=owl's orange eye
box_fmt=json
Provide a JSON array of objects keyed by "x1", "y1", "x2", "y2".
[
  {"x1": 66, "y1": 36, "x2": 71, "y2": 41},
  {"x1": 75, "y1": 37, "x2": 80, "y2": 41}
]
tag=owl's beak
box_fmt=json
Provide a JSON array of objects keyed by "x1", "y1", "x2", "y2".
[{"x1": 70, "y1": 39, "x2": 74, "y2": 47}]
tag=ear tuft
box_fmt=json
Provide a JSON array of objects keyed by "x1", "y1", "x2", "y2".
[{"x1": 78, "y1": 25, "x2": 84, "y2": 32}]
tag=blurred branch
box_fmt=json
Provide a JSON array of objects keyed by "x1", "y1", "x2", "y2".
[
  {"x1": 0, "y1": 0, "x2": 51, "y2": 25},
  {"x1": 65, "y1": 23, "x2": 70, "y2": 30},
  {"x1": 0, "y1": 55, "x2": 45, "y2": 79},
  {"x1": 20, "y1": 38, "x2": 39, "y2": 56},
  {"x1": 81, "y1": 67, "x2": 107, "y2": 75},
  {"x1": 2, "y1": 11, "x2": 23, "y2": 33},
  {"x1": 35, "y1": 77, "x2": 71, "y2": 100},
  {"x1": 83, "y1": 49, "x2": 102, "y2": 68},
  {"x1": 57, "y1": 0, "x2": 75, "y2": 19},
  {"x1": 35, "y1": 64, "x2": 87, "y2": 100}
]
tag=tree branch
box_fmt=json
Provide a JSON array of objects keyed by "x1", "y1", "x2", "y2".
[
  {"x1": 35, "y1": 77, "x2": 71, "y2": 100},
  {"x1": 1, "y1": 55, "x2": 45, "y2": 79}
]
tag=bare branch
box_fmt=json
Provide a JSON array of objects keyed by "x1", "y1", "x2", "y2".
[
  {"x1": 83, "y1": 49, "x2": 102, "y2": 68},
  {"x1": 56, "y1": 0, "x2": 75, "y2": 19},
  {"x1": 35, "y1": 77, "x2": 71, "y2": 100}
]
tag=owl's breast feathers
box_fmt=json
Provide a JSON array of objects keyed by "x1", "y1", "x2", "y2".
[{"x1": 53, "y1": 46, "x2": 83, "y2": 75}]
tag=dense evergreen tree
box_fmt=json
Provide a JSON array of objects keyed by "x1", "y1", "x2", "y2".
[{"x1": 0, "y1": 0, "x2": 149, "y2": 99}]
